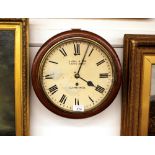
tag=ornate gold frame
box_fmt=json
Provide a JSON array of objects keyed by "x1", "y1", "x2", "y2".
[
  {"x1": 121, "y1": 34, "x2": 155, "y2": 136},
  {"x1": 0, "y1": 19, "x2": 29, "y2": 136},
  {"x1": 140, "y1": 56, "x2": 155, "y2": 135}
]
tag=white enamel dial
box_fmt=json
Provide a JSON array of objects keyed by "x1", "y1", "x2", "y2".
[{"x1": 40, "y1": 38, "x2": 114, "y2": 112}]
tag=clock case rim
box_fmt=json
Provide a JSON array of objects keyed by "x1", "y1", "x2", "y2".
[
  {"x1": 31, "y1": 29, "x2": 122, "y2": 119},
  {"x1": 39, "y1": 37, "x2": 116, "y2": 112}
]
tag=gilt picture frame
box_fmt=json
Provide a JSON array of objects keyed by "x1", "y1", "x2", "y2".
[
  {"x1": 121, "y1": 34, "x2": 155, "y2": 136},
  {"x1": 0, "y1": 19, "x2": 29, "y2": 136}
]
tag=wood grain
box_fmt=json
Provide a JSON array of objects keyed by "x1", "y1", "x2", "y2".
[{"x1": 31, "y1": 29, "x2": 122, "y2": 119}]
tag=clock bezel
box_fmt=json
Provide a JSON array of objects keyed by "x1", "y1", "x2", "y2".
[
  {"x1": 32, "y1": 29, "x2": 122, "y2": 119},
  {"x1": 39, "y1": 37, "x2": 115, "y2": 112}
]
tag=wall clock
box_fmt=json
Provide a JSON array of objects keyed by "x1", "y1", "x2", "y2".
[{"x1": 32, "y1": 29, "x2": 121, "y2": 118}]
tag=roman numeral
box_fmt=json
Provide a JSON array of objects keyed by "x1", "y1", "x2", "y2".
[
  {"x1": 96, "y1": 59, "x2": 105, "y2": 66},
  {"x1": 49, "y1": 61, "x2": 58, "y2": 64},
  {"x1": 88, "y1": 48, "x2": 94, "y2": 57},
  {"x1": 49, "y1": 85, "x2": 58, "y2": 95},
  {"x1": 75, "y1": 98, "x2": 79, "y2": 105},
  {"x1": 74, "y1": 43, "x2": 80, "y2": 55},
  {"x1": 88, "y1": 96, "x2": 94, "y2": 103},
  {"x1": 59, "y1": 94, "x2": 67, "y2": 104},
  {"x1": 45, "y1": 74, "x2": 53, "y2": 79},
  {"x1": 99, "y1": 73, "x2": 109, "y2": 78},
  {"x1": 59, "y1": 48, "x2": 67, "y2": 56},
  {"x1": 95, "y1": 85, "x2": 105, "y2": 94}
]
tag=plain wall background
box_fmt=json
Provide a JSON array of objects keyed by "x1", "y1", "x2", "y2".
[{"x1": 29, "y1": 19, "x2": 155, "y2": 136}]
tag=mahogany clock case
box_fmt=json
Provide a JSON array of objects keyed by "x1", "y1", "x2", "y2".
[{"x1": 31, "y1": 29, "x2": 122, "y2": 119}]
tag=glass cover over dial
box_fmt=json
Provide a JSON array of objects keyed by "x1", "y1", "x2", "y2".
[{"x1": 40, "y1": 38, "x2": 114, "y2": 112}]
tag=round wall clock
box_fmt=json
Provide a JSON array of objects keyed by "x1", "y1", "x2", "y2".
[{"x1": 32, "y1": 29, "x2": 121, "y2": 118}]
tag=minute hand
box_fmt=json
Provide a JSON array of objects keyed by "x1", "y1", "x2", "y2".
[{"x1": 77, "y1": 44, "x2": 90, "y2": 74}]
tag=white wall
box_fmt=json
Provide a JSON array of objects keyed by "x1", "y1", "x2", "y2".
[{"x1": 29, "y1": 18, "x2": 155, "y2": 136}]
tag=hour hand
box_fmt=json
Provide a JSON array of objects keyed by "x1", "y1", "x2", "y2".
[
  {"x1": 87, "y1": 81, "x2": 95, "y2": 87},
  {"x1": 75, "y1": 74, "x2": 95, "y2": 87}
]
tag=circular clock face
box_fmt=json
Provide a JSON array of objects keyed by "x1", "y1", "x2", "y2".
[{"x1": 32, "y1": 30, "x2": 121, "y2": 118}]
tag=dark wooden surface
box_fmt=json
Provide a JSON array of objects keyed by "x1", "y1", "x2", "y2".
[
  {"x1": 32, "y1": 29, "x2": 122, "y2": 119},
  {"x1": 0, "y1": 30, "x2": 15, "y2": 136},
  {"x1": 121, "y1": 34, "x2": 155, "y2": 136},
  {"x1": 148, "y1": 95, "x2": 155, "y2": 135}
]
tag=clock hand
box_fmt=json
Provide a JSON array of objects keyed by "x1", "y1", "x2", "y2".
[
  {"x1": 75, "y1": 74, "x2": 95, "y2": 87},
  {"x1": 79, "y1": 77, "x2": 95, "y2": 87},
  {"x1": 76, "y1": 43, "x2": 90, "y2": 75}
]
